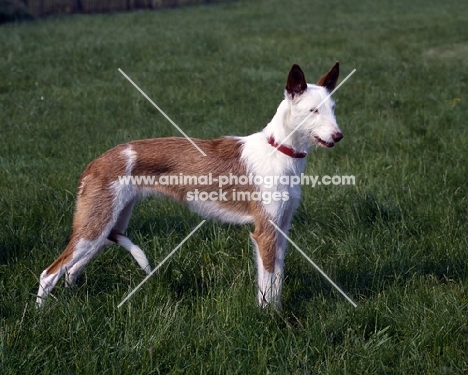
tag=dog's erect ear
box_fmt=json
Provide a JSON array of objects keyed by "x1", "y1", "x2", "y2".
[
  {"x1": 317, "y1": 61, "x2": 339, "y2": 92},
  {"x1": 286, "y1": 64, "x2": 307, "y2": 99}
]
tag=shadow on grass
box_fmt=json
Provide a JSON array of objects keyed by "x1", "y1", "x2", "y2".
[{"x1": 283, "y1": 190, "x2": 468, "y2": 317}]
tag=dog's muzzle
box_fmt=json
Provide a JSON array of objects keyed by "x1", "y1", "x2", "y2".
[{"x1": 314, "y1": 131, "x2": 343, "y2": 148}]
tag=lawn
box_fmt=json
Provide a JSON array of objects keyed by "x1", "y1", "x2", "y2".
[{"x1": 1, "y1": 0, "x2": 468, "y2": 373}]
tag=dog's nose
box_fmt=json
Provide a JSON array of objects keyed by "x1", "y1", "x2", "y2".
[{"x1": 333, "y1": 131, "x2": 343, "y2": 143}]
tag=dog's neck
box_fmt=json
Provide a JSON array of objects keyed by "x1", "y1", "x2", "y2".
[
  {"x1": 266, "y1": 136, "x2": 307, "y2": 158},
  {"x1": 263, "y1": 99, "x2": 311, "y2": 155}
]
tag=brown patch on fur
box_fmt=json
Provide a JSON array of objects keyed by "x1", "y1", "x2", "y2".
[
  {"x1": 130, "y1": 137, "x2": 258, "y2": 217},
  {"x1": 44, "y1": 136, "x2": 262, "y2": 276},
  {"x1": 251, "y1": 218, "x2": 277, "y2": 273},
  {"x1": 73, "y1": 144, "x2": 128, "y2": 240},
  {"x1": 46, "y1": 236, "x2": 79, "y2": 274},
  {"x1": 44, "y1": 145, "x2": 129, "y2": 275},
  {"x1": 316, "y1": 61, "x2": 339, "y2": 92}
]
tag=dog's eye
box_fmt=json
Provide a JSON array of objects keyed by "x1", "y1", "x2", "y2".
[{"x1": 310, "y1": 108, "x2": 319, "y2": 114}]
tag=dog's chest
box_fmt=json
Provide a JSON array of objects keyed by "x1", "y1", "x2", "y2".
[{"x1": 241, "y1": 136, "x2": 306, "y2": 220}]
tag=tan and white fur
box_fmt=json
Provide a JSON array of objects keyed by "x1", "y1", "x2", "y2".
[{"x1": 36, "y1": 63, "x2": 343, "y2": 308}]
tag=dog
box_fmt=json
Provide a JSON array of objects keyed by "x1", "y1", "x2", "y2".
[{"x1": 36, "y1": 62, "x2": 342, "y2": 308}]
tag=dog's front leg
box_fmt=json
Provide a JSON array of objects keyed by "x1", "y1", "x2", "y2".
[
  {"x1": 250, "y1": 220, "x2": 283, "y2": 308},
  {"x1": 253, "y1": 198, "x2": 298, "y2": 308}
]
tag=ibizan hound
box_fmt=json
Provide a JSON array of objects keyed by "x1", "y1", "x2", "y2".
[{"x1": 36, "y1": 62, "x2": 343, "y2": 308}]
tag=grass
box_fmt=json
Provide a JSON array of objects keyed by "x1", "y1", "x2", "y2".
[{"x1": 1, "y1": 0, "x2": 468, "y2": 373}]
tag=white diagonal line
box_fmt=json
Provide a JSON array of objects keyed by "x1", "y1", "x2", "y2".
[
  {"x1": 269, "y1": 220, "x2": 357, "y2": 307},
  {"x1": 117, "y1": 220, "x2": 206, "y2": 308},
  {"x1": 268, "y1": 69, "x2": 356, "y2": 157},
  {"x1": 118, "y1": 68, "x2": 207, "y2": 157}
]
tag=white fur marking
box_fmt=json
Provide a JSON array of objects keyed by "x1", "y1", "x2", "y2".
[
  {"x1": 122, "y1": 145, "x2": 137, "y2": 175},
  {"x1": 115, "y1": 235, "x2": 151, "y2": 274}
]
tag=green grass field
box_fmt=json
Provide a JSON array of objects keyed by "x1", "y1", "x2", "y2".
[{"x1": 1, "y1": 0, "x2": 468, "y2": 373}]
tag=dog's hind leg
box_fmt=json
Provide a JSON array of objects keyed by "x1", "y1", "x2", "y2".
[
  {"x1": 64, "y1": 239, "x2": 109, "y2": 287},
  {"x1": 65, "y1": 198, "x2": 151, "y2": 286},
  {"x1": 36, "y1": 177, "x2": 133, "y2": 307},
  {"x1": 36, "y1": 232, "x2": 111, "y2": 307}
]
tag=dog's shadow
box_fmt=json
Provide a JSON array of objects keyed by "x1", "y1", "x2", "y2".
[{"x1": 282, "y1": 191, "x2": 464, "y2": 318}]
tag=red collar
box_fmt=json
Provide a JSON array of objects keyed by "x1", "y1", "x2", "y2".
[{"x1": 267, "y1": 136, "x2": 307, "y2": 158}]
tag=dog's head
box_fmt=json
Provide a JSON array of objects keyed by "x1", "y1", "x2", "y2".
[{"x1": 285, "y1": 62, "x2": 343, "y2": 148}]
